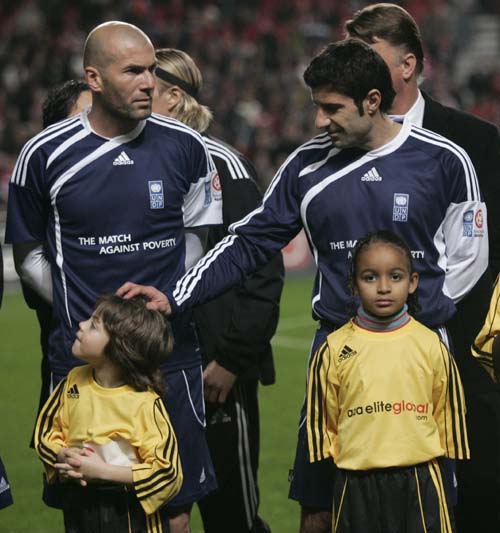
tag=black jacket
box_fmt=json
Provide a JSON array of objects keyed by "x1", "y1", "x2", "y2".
[
  {"x1": 193, "y1": 135, "x2": 284, "y2": 385},
  {"x1": 422, "y1": 92, "x2": 500, "y2": 394}
]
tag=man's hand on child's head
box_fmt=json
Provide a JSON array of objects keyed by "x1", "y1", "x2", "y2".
[{"x1": 116, "y1": 282, "x2": 172, "y2": 314}]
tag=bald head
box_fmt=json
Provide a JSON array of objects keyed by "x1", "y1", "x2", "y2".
[
  {"x1": 84, "y1": 21, "x2": 153, "y2": 69},
  {"x1": 83, "y1": 21, "x2": 156, "y2": 137}
]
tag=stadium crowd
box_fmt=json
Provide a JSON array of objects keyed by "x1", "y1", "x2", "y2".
[{"x1": 0, "y1": 0, "x2": 499, "y2": 207}]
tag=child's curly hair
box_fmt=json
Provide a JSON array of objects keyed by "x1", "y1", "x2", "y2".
[{"x1": 93, "y1": 294, "x2": 173, "y2": 395}]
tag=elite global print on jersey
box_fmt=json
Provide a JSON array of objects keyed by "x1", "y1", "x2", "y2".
[{"x1": 346, "y1": 399, "x2": 430, "y2": 419}]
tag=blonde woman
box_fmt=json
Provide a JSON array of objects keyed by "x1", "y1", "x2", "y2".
[{"x1": 153, "y1": 48, "x2": 284, "y2": 533}]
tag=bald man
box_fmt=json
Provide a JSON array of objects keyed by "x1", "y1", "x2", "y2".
[{"x1": 6, "y1": 21, "x2": 221, "y2": 532}]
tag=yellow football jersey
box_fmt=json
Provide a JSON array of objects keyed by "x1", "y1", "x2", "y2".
[
  {"x1": 472, "y1": 274, "x2": 500, "y2": 381},
  {"x1": 35, "y1": 365, "x2": 182, "y2": 515},
  {"x1": 307, "y1": 318, "x2": 469, "y2": 470}
]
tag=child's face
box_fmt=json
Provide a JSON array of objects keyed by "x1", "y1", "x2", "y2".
[
  {"x1": 355, "y1": 242, "x2": 418, "y2": 317},
  {"x1": 71, "y1": 312, "x2": 110, "y2": 364}
]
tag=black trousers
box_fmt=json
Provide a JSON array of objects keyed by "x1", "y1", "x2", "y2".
[
  {"x1": 198, "y1": 381, "x2": 270, "y2": 533},
  {"x1": 62, "y1": 484, "x2": 169, "y2": 533}
]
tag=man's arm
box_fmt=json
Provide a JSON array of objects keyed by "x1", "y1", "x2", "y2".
[
  {"x1": 435, "y1": 146, "x2": 489, "y2": 303},
  {"x1": 438, "y1": 201, "x2": 489, "y2": 303},
  {"x1": 13, "y1": 242, "x2": 53, "y2": 304},
  {"x1": 119, "y1": 152, "x2": 302, "y2": 312},
  {"x1": 198, "y1": 144, "x2": 285, "y2": 402}
]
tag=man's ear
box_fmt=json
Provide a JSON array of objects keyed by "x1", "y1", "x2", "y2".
[
  {"x1": 85, "y1": 66, "x2": 102, "y2": 93},
  {"x1": 401, "y1": 52, "x2": 417, "y2": 82},
  {"x1": 365, "y1": 89, "x2": 382, "y2": 115}
]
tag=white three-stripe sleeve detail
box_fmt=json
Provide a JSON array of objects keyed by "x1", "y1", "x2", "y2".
[
  {"x1": 47, "y1": 129, "x2": 91, "y2": 169},
  {"x1": 12, "y1": 120, "x2": 82, "y2": 186},
  {"x1": 173, "y1": 235, "x2": 237, "y2": 305},
  {"x1": 205, "y1": 139, "x2": 249, "y2": 179}
]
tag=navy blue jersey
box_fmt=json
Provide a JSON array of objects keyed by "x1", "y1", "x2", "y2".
[
  {"x1": 6, "y1": 111, "x2": 222, "y2": 375},
  {"x1": 170, "y1": 120, "x2": 488, "y2": 328}
]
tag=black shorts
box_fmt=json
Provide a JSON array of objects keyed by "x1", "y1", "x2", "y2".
[
  {"x1": 333, "y1": 459, "x2": 455, "y2": 533},
  {"x1": 62, "y1": 483, "x2": 169, "y2": 533}
]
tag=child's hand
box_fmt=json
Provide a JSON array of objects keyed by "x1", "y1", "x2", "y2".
[
  {"x1": 55, "y1": 447, "x2": 104, "y2": 486},
  {"x1": 65, "y1": 448, "x2": 107, "y2": 485},
  {"x1": 56, "y1": 447, "x2": 83, "y2": 463}
]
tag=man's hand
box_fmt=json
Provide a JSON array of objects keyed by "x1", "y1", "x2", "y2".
[
  {"x1": 116, "y1": 282, "x2": 172, "y2": 314},
  {"x1": 203, "y1": 361, "x2": 237, "y2": 404}
]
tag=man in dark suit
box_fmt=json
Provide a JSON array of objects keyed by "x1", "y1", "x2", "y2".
[{"x1": 346, "y1": 4, "x2": 500, "y2": 532}]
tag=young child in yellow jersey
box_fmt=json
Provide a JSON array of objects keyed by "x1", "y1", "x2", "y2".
[
  {"x1": 35, "y1": 295, "x2": 182, "y2": 533},
  {"x1": 472, "y1": 274, "x2": 500, "y2": 381},
  {"x1": 306, "y1": 230, "x2": 469, "y2": 533}
]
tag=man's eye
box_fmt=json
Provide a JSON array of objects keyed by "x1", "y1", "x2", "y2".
[
  {"x1": 391, "y1": 274, "x2": 402, "y2": 281},
  {"x1": 363, "y1": 275, "x2": 376, "y2": 282}
]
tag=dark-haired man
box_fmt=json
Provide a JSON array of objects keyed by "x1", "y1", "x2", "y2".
[
  {"x1": 119, "y1": 39, "x2": 487, "y2": 532},
  {"x1": 42, "y1": 80, "x2": 91, "y2": 129},
  {"x1": 346, "y1": 6, "x2": 500, "y2": 531}
]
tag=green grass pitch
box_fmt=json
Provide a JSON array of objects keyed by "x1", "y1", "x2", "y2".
[{"x1": 0, "y1": 273, "x2": 316, "y2": 532}]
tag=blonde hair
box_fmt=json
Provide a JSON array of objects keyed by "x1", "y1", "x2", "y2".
[{"x1": 155, "y1": 48, "x2": 213, "y2": 133}]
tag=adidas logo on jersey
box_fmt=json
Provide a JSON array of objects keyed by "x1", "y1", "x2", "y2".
[
  {"x1": 67, "y1": 384, "x2": 80, "y2": 399},
  {"x1": 0, "y1": 476, "x2": 10, "y2": 494},
  {"x1": 338, "y1": 344, "x2": 357, "y2": 363},
  {"x1": 361, "y1": 167, "x2": 382, "y2": 182},
  {"x1": 113, "y1": 151, "x2": 134, "y2": 166}
]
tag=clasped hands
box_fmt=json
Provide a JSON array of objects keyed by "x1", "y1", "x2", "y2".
[{"x1": 54, "y1": 447, "x2": 105, "y2": 486}]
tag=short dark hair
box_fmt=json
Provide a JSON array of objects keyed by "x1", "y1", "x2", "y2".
[
  {"x1": 303, "y1": 39, "x2": 395, "y2": 114},
  {"x1": 94, "y1": 294, "x2": 173, "y2": 395},
  {"x1": 345, "y1": 3, "x2": 424, "y2": 75},
  {"x1": 349, "y1": 230, "x2": 420, "y2": 316},
  {"x1": 42, "y1": 80, "x2": 89, "y2": 128}
]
